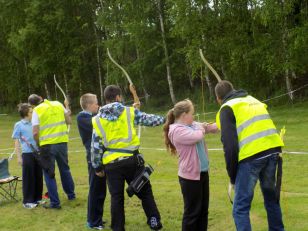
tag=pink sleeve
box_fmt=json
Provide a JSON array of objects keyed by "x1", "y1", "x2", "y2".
[
  {"x1": 171, "y1": 126, "x2": 205, "y2": 145},
  {"x1": 204, "y1": 122, "x2": 219, "y2": 134}
]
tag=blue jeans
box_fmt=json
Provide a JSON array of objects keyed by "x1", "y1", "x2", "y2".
[
  {"x1": 233, "y1": 154, "x2": 284, "y2": 231},
  {"x1": 43, "y1": 143, "x2": 75, "y2": 207}
]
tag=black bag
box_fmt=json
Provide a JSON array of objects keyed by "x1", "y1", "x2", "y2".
[{"x1": 34, "y1": 145, "x2": 55, "y2": 179}]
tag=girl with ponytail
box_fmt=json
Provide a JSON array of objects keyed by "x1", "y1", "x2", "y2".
[{"x1": 163, "y1": 99, "x2": 218, "y2": 231}]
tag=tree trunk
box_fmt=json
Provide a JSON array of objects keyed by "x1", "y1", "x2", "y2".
[
  {"x1": 54, "y1": 84, "x2": 58, "y2": 100},
  {"x1": 281, "y1": 0, "x2": 294, "y2": 101},
  {"x1": 136, "y1": 47, "x2": 149, "y2": 104},
  {"x1": 155, "y1": 0, "x2": 176, "y2": 104},
  {"x1": 16, "y1": 61, "x2": 21, "y2": 102},
  {"x1": 45, "y1": 82, "x2": 51, "y2": 100},
  {"x1": 186, "y1": 64, "x2": 194, "y2": 88},
  {"x1": 94, "y1": 26, "x2": 104, "y2": 104},
  {"x1": 63, "y1": 74, "x2": 69, "y2": 95},
  {"x1": 63, "y1": 73, "x2": 70, "y2": 104},
  {"x1": 285, "y1": 69, "x2": 294, "y2": 101},
  {"x1": 220, "y1": 56, "x2": 228, "y2": 80},
  {"x1": 79, "y1": 80, "x2": 82, "y2": 97},
  {"x1": 204, "y1": 66, "x2": 214, "y2": 102},
  {"x1": 24, "y1": 57, "x2": 31, "y2": 95}
]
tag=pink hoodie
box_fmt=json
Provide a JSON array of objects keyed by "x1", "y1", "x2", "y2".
[{"x1": 168, "y1": 122, "x2": 218, "y2": 180}]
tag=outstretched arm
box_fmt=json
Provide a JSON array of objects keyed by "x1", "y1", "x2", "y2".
[{"x1": 134, "y1": 109, "x2": 165, "y2": 126}]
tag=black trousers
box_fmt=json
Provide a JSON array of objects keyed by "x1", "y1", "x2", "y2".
[
  {"x1": 179, "y1": 172, "x2": 209, "y2": 231},
  {"x1": 22, "y1": 153, "x2": 43, "y2": 204},
  {"x1": 87, "y1": 162, "x2": 107, "y2": 227},
  {"x1": 105, "y1": 157, "x2": 160, "y2": 231}
]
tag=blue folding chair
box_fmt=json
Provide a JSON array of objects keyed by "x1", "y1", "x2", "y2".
[{"x1": 0, "y1": 152, "x2": 20, "y2": 202}]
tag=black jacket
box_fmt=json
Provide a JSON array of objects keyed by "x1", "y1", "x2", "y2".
[
  {"x1": 219, "y1": 90, "x2": 281, "y2": 184},
  {"x1": 77, "y1": 111, "x2": 95, "y2": 162}
]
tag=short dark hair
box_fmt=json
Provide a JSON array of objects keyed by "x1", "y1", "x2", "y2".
[
  {"x1": 104, "y1": 85, "x2": 122, "y2": 102},
  {"x1": 28, "y1": 94, "x2": 42, "y2": 106},
  {"x1": 215, "y1": 80, "x2": 234, "y2": 100},
  {"x1": 18, "y1": 103, "x2": 31, "y2": 118}
]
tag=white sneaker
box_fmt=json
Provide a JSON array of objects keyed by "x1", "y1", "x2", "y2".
[
  {"x1": 36, "y1": 200, "x2": 47, "y2": 205},
  {"x1": 23, "y1": 203, "x2": 38, "y2": 209}
]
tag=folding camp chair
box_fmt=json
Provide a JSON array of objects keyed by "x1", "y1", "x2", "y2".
[{"x1": 0, "y1": 152, "x2": 20, "y2": 202}]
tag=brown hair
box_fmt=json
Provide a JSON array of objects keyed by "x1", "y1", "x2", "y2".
[
  {"x1": 18, "y1": 103, "x2": 31, "y2": 118},
  {"x1": 163, "y1": 99, "x2": 193, "y2": 155},
  {"x1": 104, "y1": 85, "x2": 122, "y2": 103},
  {"x1": 80, "y1": 93, "x2": 97, "y2": 110},
  {"x1": 215, "y1": 80, "x2": 234, "y2": 101},
  {"x1": 28, "y1": 94, "x2": 42, "y2": 106}
]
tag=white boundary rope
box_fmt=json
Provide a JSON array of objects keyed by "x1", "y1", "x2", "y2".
[{"x1": 3, "y1": 147, "x2": 307, "y2": 155}]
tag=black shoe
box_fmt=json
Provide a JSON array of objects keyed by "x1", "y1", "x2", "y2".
[
  {"x1": 42, "y1": 204, "x2": 61, "y2": 209},
  {"x1": 147, "y1": 217, "x2": 162, "y2": 230}
]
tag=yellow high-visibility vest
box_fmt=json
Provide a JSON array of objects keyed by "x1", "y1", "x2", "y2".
[
  {"x1": 216, "y1": 96, "x2": 284, "y2": 161},
  {"x1": 34, "y1": 99, "x2": 68, "y2": 146},
  {"x1": 92, "y1": 107, "x2": 140, "y2": 165}
]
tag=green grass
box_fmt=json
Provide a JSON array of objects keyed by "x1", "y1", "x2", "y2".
[{"x1": 0, "y1": 102, "x2": 308, "y2": 230}]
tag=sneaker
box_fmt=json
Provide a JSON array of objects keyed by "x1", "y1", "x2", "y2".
[
  {"x1": 23, "y1": 203, "x2": 38, "y2": 209},
  {"x1": 147, "y1": 217, "x2": 162, "y2": 230},
  {"x1": 42, "y1": 192, "x2": 49, "y2": 199},
  {"x1": 86, "y1": 222, "x2": 104, "y2": 230},
  {"x1": 36, "y1": 200, "x2": 47, "y2": 205},
  {"x1": 42, "y1": 204, "x2": 61, "y2": 209}
]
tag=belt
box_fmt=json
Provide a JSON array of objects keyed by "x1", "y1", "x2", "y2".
[{"x1": 109, "y1": 156, "x2": 131, "y2": 164}]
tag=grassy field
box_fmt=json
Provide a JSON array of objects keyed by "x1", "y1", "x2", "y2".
[{"x1": 0, "y1": 102, "x2": 308, "y2": 231}]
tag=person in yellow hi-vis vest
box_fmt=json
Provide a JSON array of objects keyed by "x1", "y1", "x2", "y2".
[
  {"x1": 28, "y1": 94, "x2": 75, "y2": 209},
  {"x1": 215, "y1": 80, "x2": 284, "y2": 231},
  {"x1": 91, "y1": 85, "x2": 164, "y2": 231}
]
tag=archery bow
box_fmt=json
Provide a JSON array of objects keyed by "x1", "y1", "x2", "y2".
[
  {"x1": 106, "y1": 48, "x2": 141, "y2": 137},
  {"x1": 199, "y1": 48, "x2": 222, "y2": 82},
  {"x1": 54, "y1": 75, "x2": 70, "y2": 132}
]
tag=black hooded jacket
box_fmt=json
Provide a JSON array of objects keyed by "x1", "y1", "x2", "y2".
[{"x1": 219, "y1": 90, "x2": 281, "y2": 184}]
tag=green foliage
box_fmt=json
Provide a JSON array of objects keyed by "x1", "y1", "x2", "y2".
[{"x1": 0, "y1": 0, "x2": 307, "y2": 110}]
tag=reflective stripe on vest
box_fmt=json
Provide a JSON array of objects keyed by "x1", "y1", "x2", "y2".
[
  {"x1": 34, "y1": 99, "x2": 69, "y2": 145},
  {"x1": 92, "y1": 107, "x2": 140, "y2": 164},
  {"x1": 40, "y1": 121, "x2": 66, "y2": 131},
  {"x1": 216, "y1": 96, "x2": 284, "y2": 161}
]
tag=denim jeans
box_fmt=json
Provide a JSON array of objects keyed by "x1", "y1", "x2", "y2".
[
  {"x1": 43, "y1": 143, "x2": 75, "y2": 207},
  {"x1": 233, "y1": 154, "x2": 284, "y2": 231}
]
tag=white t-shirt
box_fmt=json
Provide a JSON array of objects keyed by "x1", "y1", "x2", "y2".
[{"x1": 32, "y1": 105, "x2": 68, "y2": 126}]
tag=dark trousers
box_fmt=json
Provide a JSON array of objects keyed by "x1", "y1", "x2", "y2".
[
  {"x1": 87, "y1": 161, "x2": 107, "y2": 227},
  {"x1": 105, "y1": 157, "x2": 160, "y2": 231},
  {"x1": 22, "y1": 153, "x2": 43, "y2": 204},
  {"x1": 179, "y1": 172, "x2": 209, "y2": 231},
  {"x1": 41, "y1": 143, "x2": 75, "y2": 207}
]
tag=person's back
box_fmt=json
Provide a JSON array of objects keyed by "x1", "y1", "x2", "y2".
[
  {"x1": 28, "y1": 94, "x2": 75, "y2": 209},
  {"x1": 215, "y1": 80, "x2": 284, "y2": 231},
  {"x1": 34, "y1": 99, "x2": 69, "y2": 145},
  {"x1": 91, "y1": 85, "x2": 164, "y2": 230}
]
